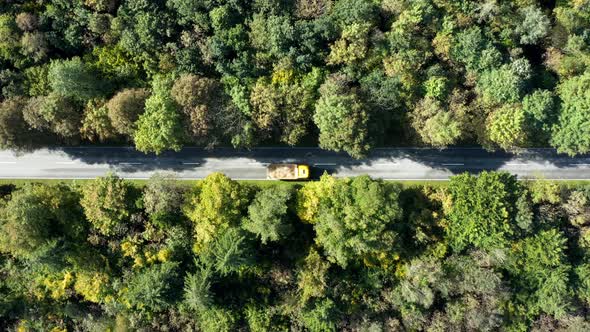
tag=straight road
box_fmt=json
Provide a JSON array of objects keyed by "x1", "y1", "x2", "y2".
[{"x1": 0, "y1": 147, "x2": 588, "y2": 180}]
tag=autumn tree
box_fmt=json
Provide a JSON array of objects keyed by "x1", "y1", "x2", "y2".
[
  {"x1": 106, "y1": 88, "x2": 150, "y2": 136},
  {"x1": 80, "y1": 174, "x2": 133, "y2": 237},
  {"x1": 184, "y1": 173, "x2": 250, "y2": 252}
]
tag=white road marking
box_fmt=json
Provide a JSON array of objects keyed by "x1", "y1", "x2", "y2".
[
  {"x1": 506, "y1": 163, "x2": 528, "y2": 166},
  {"x1": 314, "y1": 163, "x2": 337, "y2": 166},
  {"x1": 571, "y1": 163, "x2": 590, "y2": 166},
  {"x1": 248, "y1": 162, "x2": 269, "y2": 166},
  {"x1": 441, "y1": 163, "x2": 464, "y2": 166},
  {"x1": 182, "y1": 162, "x2": 200, "y2": 165},
  {"x1": 119, "y1": 162, "x2": 142, "y2": 165}
]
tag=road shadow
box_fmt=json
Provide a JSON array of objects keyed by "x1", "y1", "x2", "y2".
[{"x1": 31, "y1": 146, "x2": 589, "y2": 179}]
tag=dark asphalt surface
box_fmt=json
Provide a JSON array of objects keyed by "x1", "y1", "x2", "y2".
[{"x1": 0, "y1": 147, "x2": 588, "y2": 180}]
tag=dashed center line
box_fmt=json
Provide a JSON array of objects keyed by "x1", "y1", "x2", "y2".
[
  {"x1": 442, "y1": 163, "x2": 464, "y2": 166},
  {"x1": 119, "y1": 162, "x2": 142, "y2": 165},
  {"x1": 314, "y1": 163, "x2": 336, "y2": 166},
  {"x1": 182, "y1": 162, "x2": 200, "y2": 165}
]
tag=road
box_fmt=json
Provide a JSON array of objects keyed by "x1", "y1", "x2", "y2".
[{"x1": 0, "y1": 147, "x2": 589, "y2": 180}]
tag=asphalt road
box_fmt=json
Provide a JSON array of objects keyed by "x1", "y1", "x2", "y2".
[{"x1": 0, "y1": 147, "x2": 589, "y2": 180}]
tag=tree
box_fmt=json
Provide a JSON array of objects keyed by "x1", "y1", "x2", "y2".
[
  {"x1": 477, "y1": 63, "x2": 528, "y2": 106},
  {"x1": 301, "y1": 175, "x2": 402, "y2": 267},
  {"x1": 171, "y1": 74, "x2": 221, "y2": 141},
  {"x1": 184, "y1": 265, "x2": 213, "y2": 312},
  {"x1": 0, "y1": 97, "x2": 40, "y2": 149},
  {"x1": 243, "y1": 186, "x2": 293, "y2": 244},
  {"x1": 48, "y1": 57, "x2": 110, "y2": 100},
  {"x1": 523, "y1": 90, "x2": 556, "y2": 144},
  {"x1": 20, "y1": 31, "x2": 48, "y2": 62},
  {"x1": 23, "y1": 93, "x2": 82, "y2": 139},
  {"x1": 327, "y1": 23, "x2": 371, "y2": 65},
  {"x1": 516, "y1": 6, "x2": 550, "y2": 45},
  {"x1": 551, "y1": 72, "x2": 590, "y2": 155},
  {"x1": 486, "y1": 104, "x2": 527, "y2": 150},
  {"x1": 80, "y1": 174, "x2": 133, "y2": 237},
  {"x1": 134, "y1": 93, "x2": 184, "y2": 154},
  {"x1": 143, "y1": 173, "x2": 187, "y2": 218},
  {"x1": 313, "y1": 75, "x2": 370, "y2": 158},
  {"x1": 411, "y1": 97, "x2": 462, "y2": 147},
  {"x1": 123, "y1": 262, "x2": 179, "y2": 318},
  {"x1": 297, "y1": 247, "x2": 331, "y2": 304},
  {"x1": 106, "y1": 88, "x2": 150, "y2": 136},
  {"x1": 81, "y1": 99, "x2": 118, "y2": 142},
  {"x1": 507, "y1": 229, "x2": 572, "y2": 319},
  {"x1": 199, "y1": 228, "x2": 253, "y2": 276},
  {"x1": 0, "y1": 184, "x2": 83, "y2": 259},
  {"x1": 446, "y1": 172, "x2": 519, "y2": 251},
  {"x1": 184, "y1": 173, "x2": 250, "y2": 252}
]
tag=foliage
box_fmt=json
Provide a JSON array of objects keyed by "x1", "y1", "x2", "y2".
[
  {"x1": 313, "y1": 75, "x2": 370, "y2": 158},
  {"x1": 301, "y1": 174, "x2": 402, "y2": 267},
  {"x1": 552, "y1": 72, "x2": 590, "y2": 155},
  {"x1": 106, "y1": 88, "x2": 149, "y2": 136},
  {"x1": 143, "y1": 173, "x2": 186, "y2": 218},
  {"x1": 134, "y1": 78, "x2": 184, "y2": 154},
  {"x1": 0, "y1": 0, "x2": 584, "y2": 156},
  {"x1": 184, "y1": 173, "x2": 250, "y2": 252},
  {"x1": 80, "y1": 174, "x2": 132, "y2": 237},
  {"x1": 0, "y1": 172, "x2": 589, "y2": 329},
  {"x1": 446, "y1": 172, "x2": 519, "y2": 251},
  {"x1": 48, "y1": 57, "x2": 110, "y2": 100},
  {"x1": 243, "y1": 186, "x2": 293, "y2": 244}
]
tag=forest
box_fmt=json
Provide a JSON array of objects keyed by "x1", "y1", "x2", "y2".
[
  {"x1": 1, "y1": 0, "x2": 590, "y2": 157},
  {"x1": 0, "y1": 172, "x2": 589, "y2": 331}
]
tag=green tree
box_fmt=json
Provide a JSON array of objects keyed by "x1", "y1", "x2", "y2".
[
  {"x1": 134, "y1": 92, "x2": 184, "y2": 154},
  {"x1": 123, "y1": 262, "x2": 179, "y2": 318},
  {"x1": 486, "y1": 104, "x2": 527, "y2": 150},
  {"x1": 313, "y1": 75, "x2": 370, "y2": 158},
  {"x1": 80, "y1": 174, "x2": 132, "y2": 237},
  {"x1": 507, "y1": 229, "x2": 572, "y2": 319},
  {"x1": 477, "y1": 63, "x2": 528, "y2": 106},
  {"x1": 327, "y1": 23, "x2": 371, "y2": 65},
  {"x1": 303, "y1": 175, "x2": 402, "y2": 267},
  {"x1": 199, "y1": 228, "x2": 253, "y2": 276},
  {"x1": 0, "y1": 184, "x2": 83, "y2": 259},
  {"x1": 411, "y1": 97, "x2": 462, "y2": 147},
  {"x1": 48, "y1": 57, "x2": 110, "y2": 100},
  {"x1": 297, "y1": 247, "x2": 331, "y2": 304},
  {"x1": 243, "y1": 186, "x2": 293, "y2": 244},
  {"x1": 552, "y1": 72, "x2": 590, "y2": 155},
  {"x1": 516, "y1": 5, "x2": 550, "y2": 45},
  {"x1": 523, "y1": 90, "x2": 556, "y2": 144},
  {"x1": 81, "y1": 99, "x2": 118, "y2": 142},
  {"x1": 446, "y1": 172, "x2": 519, "y2": 251}
]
